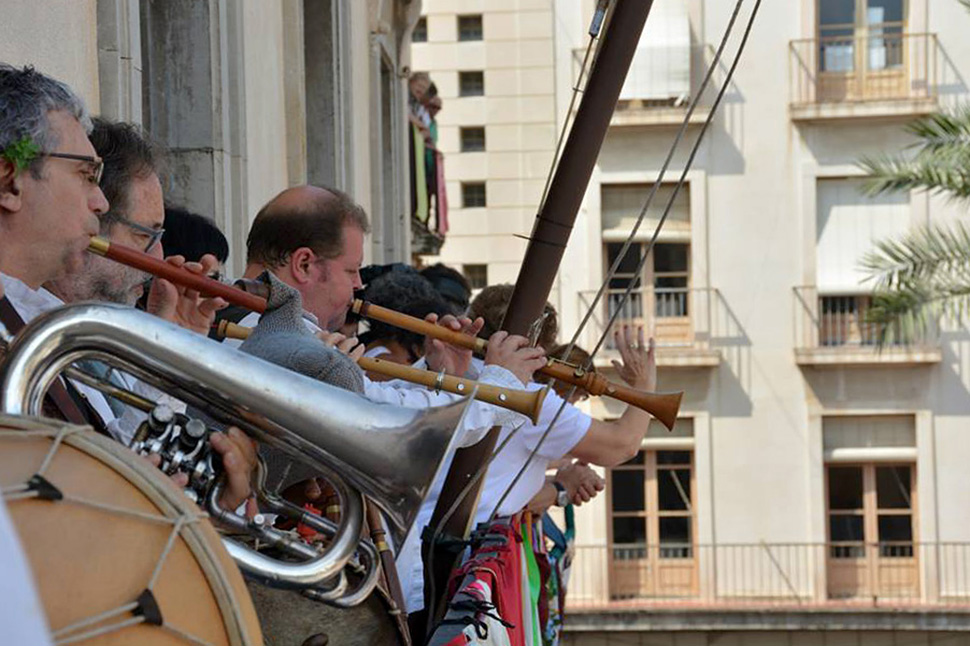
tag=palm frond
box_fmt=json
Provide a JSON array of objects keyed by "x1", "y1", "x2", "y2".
[
  {"x1": 859, "y1": 152, "x2": 970, "y2": 198},
  {"x1": 858, "y1": 104, "x2": 970, "y2": 200},
  {"x1": 904, "y1": 106, "x2": 970, "y2": 153},
  {"x1": 861, "y1": 221, "x2": 970, "y2": 288},
  {"x1": 867, "y1": 281, "x2": 970, "y2": 347}
]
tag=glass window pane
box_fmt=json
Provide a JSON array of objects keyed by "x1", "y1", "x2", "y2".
[
  {"x1": 458, "y1": 71, "x2": 484, "y2": 97},
  {"x1": 611, "y1": 470, "x2": 645, "y2": 512},
  {"x1": 412, "y1": 17, "x2": 427, "y2": 43},
  {"x1": 654, "y1": 243, "x2": 689, "y2": 273},
  {"x1": 658, "y1": 469, "x2": 691, "y2": 511},
  {"x1": 828, "y1": 466, "x2": 863, "y2": 510},
  {"x1": 878, "y1": 514, "x2": 913, "y2": 543},
  {"x1": 612, "y1": 516, "x2": 646, "y2": 545},
  {"x1": 657, "y1": 450, "x2": 691, "y2": 465},
  {"x1": 458, "y1": 15, "x2": 483, "y2": 41},
  {"x1": 829, "y1": 514, "x2": 865, "y2": 543},
  {"x1": 876, "y1": 466, "x2": 911, "y2": 509},
  {"x1": 606, "y1": 242, "x2": 643, "y2": 287},
  {"x1": 867, "y1": 0, "x2": 903, "y2": 24},
  {"x1": 659, "y1": 517, "x2": 691, "y2": 558},
  {"x1": 820, "y1": 0, "x2": 856, "y2": 26}
]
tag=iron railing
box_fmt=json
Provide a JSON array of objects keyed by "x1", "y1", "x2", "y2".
[
  {"x1": 566, "y1": 542, "x2": 970, "y2": 610},
  {"x1": 792, "y1": 286, "x2": 938, "y2": 350},
  {"x1": 576, "y1": 287, "x2": 719, "y2": 355},
  {"x1": 790, "y1": 33, "x2": 938, "y2": 105},
  {"x1": 572, "y1": 45, "x2": 714, "y2": 111}
]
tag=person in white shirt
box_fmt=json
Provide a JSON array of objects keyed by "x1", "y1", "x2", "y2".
[
  {"x1": 0, "y1": 67, "x2": 254, "y2": 514},
  {"x1": 396, "y1": 284, "x2": 658, "y2": 617}
]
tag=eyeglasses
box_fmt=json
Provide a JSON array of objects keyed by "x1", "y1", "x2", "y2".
[
  {"x1": 111, "y1": 216, "x2": 165, "y2": 253},
  {"x1": 39, "y1": 152, "x2": 104, "y2": 184}
]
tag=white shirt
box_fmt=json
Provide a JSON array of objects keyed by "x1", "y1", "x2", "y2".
[
  {"x1": 230, "y1": 311, "x2": 526, "y2": 446},
  {"x1": 396, "y1": 357, "x2": 592, "y2": 613},
  {"x1": 0, "y1": 274, "x2": 147, "y2": 446},
  {"x1": 0, "y1": 498, "x2": 53, "y2": 646}
]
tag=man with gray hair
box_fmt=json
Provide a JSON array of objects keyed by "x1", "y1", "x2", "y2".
[{"x1": 0, "y1": 65, "x2": 254, "y2": 511}]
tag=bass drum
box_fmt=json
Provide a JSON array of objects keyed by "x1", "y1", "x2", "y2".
[{"x1": 0, "y1": 414, "x2": 263, "y2": 646}]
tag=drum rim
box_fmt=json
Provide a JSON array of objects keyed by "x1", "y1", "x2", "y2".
[{"x1": 0, "y1": 415, "x2": 263, "y2": 646}]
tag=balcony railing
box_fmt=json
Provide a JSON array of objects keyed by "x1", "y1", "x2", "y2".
[
  {"x1": 573, "y1": 45, "x2": 714, "y2": 125},
  {"x1": 790, "y1": 32, "x2": 938, "y2": 114},
  {"x1": 576, "y1": 287, "x2": 721, "y2": 366},
  {"x1": 566, "y1": 542, "x2": 970, "y2": 611},
  {"x1": 792, "y1": 287, "x2": 940, "y2": 365}
]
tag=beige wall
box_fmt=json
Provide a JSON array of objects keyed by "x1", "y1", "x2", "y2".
[{"x1": 0, "y1": 0, "x2": 101, "y2": 114}]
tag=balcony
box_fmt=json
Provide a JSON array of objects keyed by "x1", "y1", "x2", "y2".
[
  {"x1": 576, "y1": 287, "x2": 721, "y2": 368},
  {"x1": 792, "y1": 287, "x2": 941, "y2": 366},
  {"x1": 573, "y1": 45, "x2": 713, "y2": 128},
  {"x1": 789, "y1": 33, "x2": 939, "y2": 122},
  {"x1": 565, "y1": 542, "x2": 970, "y2": 632}
]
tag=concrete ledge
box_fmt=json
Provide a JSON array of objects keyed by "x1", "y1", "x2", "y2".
[
  {"x1": 790, "y1": 98, "x2": 938, "y2": 123},
  {"x1": 564, "y1": 608, "x2": 970, "y2": 633},
  {"x1": 795, "y1": 347, "x2": 942, "y2": 367},
  {"x1": 594, "y1": 347, "x2": 722, "y2": 369},
  {"x1": 608, "y1": 106, "x2": 711, "y2": 128}
]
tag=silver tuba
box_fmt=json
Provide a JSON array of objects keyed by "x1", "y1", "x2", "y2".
[{"x1": 0, "y1": 302, "x2": 469, "y2": 591}]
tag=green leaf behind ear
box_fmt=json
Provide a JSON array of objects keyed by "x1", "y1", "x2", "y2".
[{"x1": 1, "y1": 136, "x2": 41, "y2": 176}]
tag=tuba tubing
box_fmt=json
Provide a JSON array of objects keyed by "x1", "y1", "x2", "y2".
[
  {"x1": 217, "y1": 320, "x2": 547, "y2": 425},
  {"x1": 0, "y1": 303, "x2": 472, "y2": 579}
]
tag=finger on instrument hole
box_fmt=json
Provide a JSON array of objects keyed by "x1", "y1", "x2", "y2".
[
  {"x1": 424, "y1": 312, "x2": 439, "y2": 324},
  {"x1": 467, "y1": 316, "x2": 485, "y2": 336},
  {"x1": 170, "y1": 471, "x2": 189, "y2": 487},
  {"x1": 349, "y1": 343, "x2": 366, "y2": 361},
  {"x1": 438, "y1": 314, "x2": 461, "y2": 331}
]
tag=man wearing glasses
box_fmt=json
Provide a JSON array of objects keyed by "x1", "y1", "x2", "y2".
[{"x1": 0, "y1": 65, "x2": 254, "y2": 513}]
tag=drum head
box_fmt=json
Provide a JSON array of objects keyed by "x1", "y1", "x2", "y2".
[{"x1": 0, "y1": 415, "x2": 263, "y2": 646}]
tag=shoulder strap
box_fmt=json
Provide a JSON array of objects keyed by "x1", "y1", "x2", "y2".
[{"x1": 0, "y1": 297, "x2": 96, "y2": 427}]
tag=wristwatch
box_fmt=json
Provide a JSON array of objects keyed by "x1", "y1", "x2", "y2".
[{"x1": 553, "y1": 481, "x2": 570, "y2": 507}]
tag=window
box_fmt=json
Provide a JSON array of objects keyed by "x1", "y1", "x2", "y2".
[
  {"x1": 461, "y1": 182, "x2": 486, "y2": 208},
  {"x1": 463, "y1": 264, "x2": 487, "y2": 289},
  {"x1": 604, "y1": 242, "x2": 691, "y2": 343},
  {"x1": 824, "y1": 415, "x2": 918, "y2": 600},
  {"x1": 458, "y1": 71, "x2": 485, "y2": 97},
  {"x1": 608, "y1": 439, "x2": 696, "y2": 599},
  {"x1": 816, "y1": 178, "x2": 909, "y2": 292},
  {"x1": 459, "y1": 127, "x2": 486, "y2": 152},
  {"x1": 457, "y1": 14, "x2": 483, "y2": 41},
  {"x1": 819, "y1": 0, "x2": 904, "y2": 72},
  {"x1": 412, "y1": 17, "x2": 427, "y2": 43}
]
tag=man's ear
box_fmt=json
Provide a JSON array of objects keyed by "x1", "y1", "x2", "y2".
[
  {"x1": 0, "y1": 159, "x2": 25, "y2": 213},
  {"x1": 288, "y1": 247, "x2": 316, "y2": 285}
]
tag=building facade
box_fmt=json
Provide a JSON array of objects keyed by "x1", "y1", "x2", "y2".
[
  {"x1": 416, "y1": 1, "x2": 970, "y2": 644},
  {"x1": 0, "y1": 0, "x2": 421, "y2": 275}
]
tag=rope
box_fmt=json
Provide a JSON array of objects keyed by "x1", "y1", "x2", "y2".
[
  {"x1": 487, "y1": 0, "x2": 762, "y2": 523},
  {"x1": 4, "y1": 427, "x2": 223, "y2": 646}
]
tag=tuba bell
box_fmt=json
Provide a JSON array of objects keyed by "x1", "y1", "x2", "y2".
[{"x1": 0, "y1": 302, "x2": 470, "y2": 589}]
